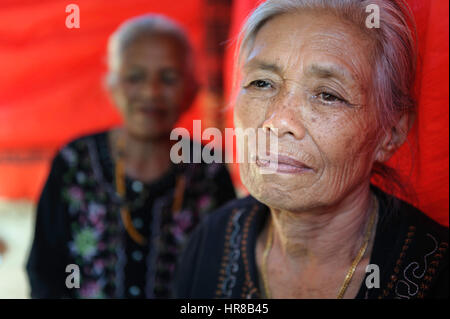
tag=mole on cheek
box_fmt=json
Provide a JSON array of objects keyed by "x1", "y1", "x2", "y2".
[{"x1": 310, "y1": 117, "x2": 317, "y2": 123}]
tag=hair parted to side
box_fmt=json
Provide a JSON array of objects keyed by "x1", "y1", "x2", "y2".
[
  {"x1": 106, "y1": 14, "x2": 195, "y2": 87},
  {"x1": 234, "y1": 0, "x2": 419, "y2": 202}
]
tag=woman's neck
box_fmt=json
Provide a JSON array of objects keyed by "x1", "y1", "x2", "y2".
[
  {"x1": 110, "y1": 128, "x2": 174, "y2": 183},
  {"x1": 268, "y1": 183, "x2": 376, "y2": 268}
]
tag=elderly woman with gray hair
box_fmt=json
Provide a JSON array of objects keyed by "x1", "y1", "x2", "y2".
[
  {"x1": 26, "y1": 14, "x2": 235, "y2": 298},
  {"x1": 175, "y1": 0, "x2": 448, "y2": 299}
]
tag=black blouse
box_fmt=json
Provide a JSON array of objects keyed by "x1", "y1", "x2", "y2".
[
  {"x1": 26, "y1": 131, "x2": 236, "y2": 298},
  {"x1": 174, "y1": 186, "x2": 448, "y2": 299}
]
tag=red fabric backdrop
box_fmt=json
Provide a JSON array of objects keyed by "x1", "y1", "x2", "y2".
[
  {"x1": 0, "y1": 0, "x2": 208, "y2": 200},
  {"x1": 0, "y1": 0, "x2": 448, "y2": 226}
]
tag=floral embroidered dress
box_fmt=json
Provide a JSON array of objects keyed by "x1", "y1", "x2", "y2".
[{"x1": 27, "y1": 131, "x2": 236, "y2": 298}]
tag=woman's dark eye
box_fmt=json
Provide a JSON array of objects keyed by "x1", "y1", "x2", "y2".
[
  {"x1": 125, "y1": 73, "x2": 145, "y2": 84},
  {"x1": 161, "y1": 73, "x2": 178, "y2": 85},
  {"x1": 318, "y1": 92, "x2": 345, "y2": 103},
  {"x1": 249, "y1": 80, "x2": 272, "y2": 89}
]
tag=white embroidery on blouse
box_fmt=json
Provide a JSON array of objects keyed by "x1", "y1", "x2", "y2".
[{"x1": 395, "y1": 233, "x2": 438, "y2": 299}]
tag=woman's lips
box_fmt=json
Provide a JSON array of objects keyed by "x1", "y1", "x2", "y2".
[
  {"x1": 256, "y1": 154, "x2": 313, "y2": 174},
  {"x1": 136, "y1": 105, "x2": 168, "y2": 118}
]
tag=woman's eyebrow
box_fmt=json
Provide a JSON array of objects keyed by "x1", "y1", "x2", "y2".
[
  {"x1": 306, "y1": 64, "x2": 354, "y2": 84},
  {"x1": 243, "y1": 59, "x2": 281, "y2": 73}
]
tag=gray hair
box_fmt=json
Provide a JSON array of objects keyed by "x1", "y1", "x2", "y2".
[
  {"x1": 107, "y1": 14, "x2": 194, "y2": 86},
  {"x1": 235, "y1": 0, "x2": 419, "y2": 199}
]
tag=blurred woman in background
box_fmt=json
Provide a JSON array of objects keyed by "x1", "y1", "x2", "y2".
[{"x1": 27, "y1": 14, "x2": 235, "y2": 298}]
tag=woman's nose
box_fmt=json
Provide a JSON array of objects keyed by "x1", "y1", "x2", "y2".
[
  {"x1": 143, "y1": 78, "x2": 162, "y2": 98},
  {"x1": 262, "y1": 97, "x2": 307, "y2": 140}
]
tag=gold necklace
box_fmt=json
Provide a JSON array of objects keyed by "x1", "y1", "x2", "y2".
[
  {"x1": 114, "y1": 134, "x2": 186, "y2": 246},
  {"x1": 261, "y1": 195, "x2": 378, "y2": 299}
]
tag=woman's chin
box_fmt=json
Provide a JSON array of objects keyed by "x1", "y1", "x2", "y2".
[
  {"x1": 253, "y1": 190, "x2": 311, "y2": 213},
  {"x1": 242, "y1": 162, "x2": 314, "y2": 191},
  {"x1": 241, "y1": 170, "x2": 321, "y2": 213}
]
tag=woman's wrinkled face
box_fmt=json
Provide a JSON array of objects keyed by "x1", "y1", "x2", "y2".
[
  {"x1": 235, "y1": 11, "x2": 380, "y2": 212},
  {"x1": 110, "y1": 34, "x2": 190, "y2": 140}
]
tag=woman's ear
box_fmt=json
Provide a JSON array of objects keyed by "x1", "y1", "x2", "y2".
[{"x1": 375, "y1": 111, "x2": 416, "y2": 163}]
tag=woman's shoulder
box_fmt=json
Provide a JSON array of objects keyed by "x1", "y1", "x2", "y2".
[
  {"x1": 61, "y1": 130, "x2": 108, "y2": 152},
  {"x1": 377, "y1": 187, "x2": 448, "y2": 243},
  {"x1": 401, "y1": 202, "x2": 448, "y2": 243},
  {"x1": 197, "y1": 195, "x2": 263, "y2": 234},
  {"x1": 174, "y1": 195, "x2": 265, "y2": 298},
  {"x1": 184, "y1": 195, "x2": 265, "y2": 254},
  {"x1": 372, "y1": 187, "x2": 448, "y2": 299},
  {"x1": 55, "y1": 130, "x2": 109, "y2": 165}
]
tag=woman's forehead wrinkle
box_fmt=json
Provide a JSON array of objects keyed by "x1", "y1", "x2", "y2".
[
  {"x1": 243, "y1": 57, "x2": 282, "y2": 74},
  {"x1": 305, "y1": 64, "x2": 355, "y2": 85},
  {"x1": 306, "y1": 32, "x2": 365, "y2": 78},
  {"x1": 243, "y1": 42, "x2": 280, "y2": 74},
  {"x1": 303, "y1": 15, "x2": 370, "y2": 86}
]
